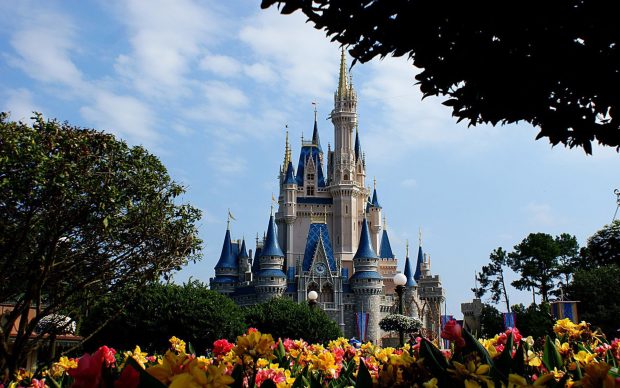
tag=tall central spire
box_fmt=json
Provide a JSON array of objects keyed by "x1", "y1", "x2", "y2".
[{"x1": 337, "y1": 48, "x2": 349, "y2": 99}]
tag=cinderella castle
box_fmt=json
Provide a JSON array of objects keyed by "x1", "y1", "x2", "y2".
[{"x1": 210, "y1": 51, "x2": 444, "y2": 343}]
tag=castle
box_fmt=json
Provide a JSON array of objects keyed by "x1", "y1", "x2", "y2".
[{"x1": 210, "y1": 51, "x2": 444, "y2": 343}]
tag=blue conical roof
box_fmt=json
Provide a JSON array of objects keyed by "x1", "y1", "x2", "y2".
[
  {"x1": 284, "y1": 161, "x2": 296, "y2": 185},
  {"x1": 215, "y1": 229, "x2": 238, "y2": 269},
  {"x1": 379, "y1": 229, "x2": 394, "y2": 259},
  {"x1": 262, "y1": 215, "x2": 284, "y2": 257},
  {"x1": 354, "y1": 219, "x2": 378, "y2": 259},
  {"x1": 312, "y1": 119, "x2": 323, "y2": 153},
  {"x1": 354, "y1": 129, "x2": 361, "y2": 161},
  {"x1": 252, "y1": 246, "x2": 262, "y2": 273},
  {"x1": 371, "y1": 188, "x2": 381, "y2": 208},
  {"x1": 239, "y1": 239, "x2": 248, "y2": 258},
  {"x1": 403, "y1": 255, "x2": 416, "y2": 287},
  {"x1": 414, "y1": 246, "x2": 424, "y2": 281}
]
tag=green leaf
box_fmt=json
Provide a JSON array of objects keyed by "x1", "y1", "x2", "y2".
[
  {"x1": 291, "y1": 366, "x2": 309, "y2": 388},
  {"x1": 542, "y1": 335, "x2": 563, "y2": 371},
  {"x1": 419, "y1": 338, "x2": 448, "y2": 376},
  {"x1": 355, "y1": 359, "x2": 373, "y2": 388},
  {"x1": 188, "y1": 342, "x2": 196, "y2": 355},
  {"x1": 102, "y1": 216, "x2": 109, "y2": 228},
  {"x1": 230, "y1": 364, "x2": 245, "y2": 388},
  {"x1": 462, "y1": 328, "x2": 493, "y2": 366},
  {"x1": 510, "y1": 342, "x2": 525, "y2": 377}
]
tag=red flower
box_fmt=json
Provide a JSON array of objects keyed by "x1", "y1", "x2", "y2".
[
  {"x1": 68, "y1": 345, "x2": 116, "y2": 388},
  {"x1": 213, "y1": 339, "x2": 234, "y2": 357},
  {"x1": 441, "y1": 319, "x2": 465, "y2": 348},
  {"x1": 114, "y1": 364, "x2": 140, "y2": 388}
]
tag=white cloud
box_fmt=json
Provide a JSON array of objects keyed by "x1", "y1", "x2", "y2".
[
  {"x1": 113, "y1": 0, "x2": 224, "y2": 98},
  {"x1": 239, "y1": 8, "x2": 340, "y2": 99},
  {"x1": 2, "y1": 88, "x2": 42, "y2": 122},
  {"x1": 200, "y1": 54, "x2": 243, "y2": 77},
  {"x1": 244, "y1": 62, "x2": 277, "y2": 83},
  {"x1": 203, "y1": 80, "x2": 249, "y2": 109},
  {"x1": 523, "y1": 202, "x2": 562, "y2": 228},
  {"x1": 80, "y1": 91, "x2": 158, "y2": 146},
  {"x1": 6, "y1": 9, "x2": 84, "y2": 90},
  {"x1": 401, "y1": 178, "x2": 417, "y2": 188}
]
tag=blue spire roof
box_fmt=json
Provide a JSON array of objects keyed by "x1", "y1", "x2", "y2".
[
  {"x1": 371, "y1": 188, "x2": 381, "y2": 208},
  {"x1": 379, "y1": 229, "x2": 394, "y2": 259},
  {"x1": 354, "y1": 218, "x2": 378, "y2": 259},
  {"x1": 239, "y1": 239, "x2": 248, "y2": 258},
  {"x1": 403, "y1": 254, "x2": 416, "y2": 287},
  {"x1": 262, "y1": 215, "x2": 284, "y2": 257},
  {"x1": 354, "y1": 129, "x2": 361, "y2": 161},
  {"x1": 284, "y1": 161, "x2": 296, "y2": 185},
  {"x1": 296, "y1": 146, "x2": 326, "y2": 187},
  {"x1": 312, "y1": 119, "x2": 323, "y2": 153},
  {"x1": 252, "y1": 246, "x2": 262, "y2": 273},
  {"x1": 414, "y1": 246, "x2": 424, "y2": 281},
  {"x1": 214, "y1": 229, "x2": 238, "y2": 269},
  {"x1": 302, "y1": 222, "x2": 337, "y2": 271}
]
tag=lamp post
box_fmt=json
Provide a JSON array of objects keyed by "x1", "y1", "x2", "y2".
[
  {"x1": 393, "y1": 273, "x2": 407, "y2": 347},
  {"x1": 308, "y1": 290, "x2": 318, "y2": 310}
]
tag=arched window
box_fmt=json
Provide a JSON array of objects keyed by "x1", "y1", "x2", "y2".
[{"x1": 320, "y1": 283, "x2": 334, "y2": 303}]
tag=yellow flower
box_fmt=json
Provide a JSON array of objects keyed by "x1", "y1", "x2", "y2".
[
  {"x1": 234, "y1": 330, "x2": 275, "y2": 361},
  {"x1": 448, "y1": 360, "x2": 493, "y2": 388},
  {"x1": 423, "y1": 377, "x2": 439, "y2": 388},
  {"x1": 124, "y1": 345, "x2": 149, "y2": 368},
  {"x1": 573, "y1": 350, "x2": 595, "y2": 365},
  {"x1": 573, "y1": 362, "x2": 615, "y2": 388},
  {"x1": 170, "y1": 336, "x2": 187, "y2": 353},
  {"x1": 50, "y1": 356, "x2": 78, "y2": 378}
]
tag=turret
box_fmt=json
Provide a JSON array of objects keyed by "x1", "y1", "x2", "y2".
[
  {"x1": 210, "y1": 226, "x2": 238, "y2": 295},
  {"x1": 351, "y1": 218, "x2": 383, "y2": 343},
  {"x1": 368, "y1": 178, "x2": 382, "y2": 252},
  {"x1": 238, "y1": 239, "x2": 251, "y2": 283},
  {"x1": 331, "y1": 49, "x2": 357, "y2": 185},
  {"x1": 255, "y1": 214, "x2": 287, "y2": 302}
]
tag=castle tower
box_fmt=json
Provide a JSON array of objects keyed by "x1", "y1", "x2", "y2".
[
  {"x1": 329, "y1": 49, "x2": 366, "y2": 272},
  {"x1": 350, "y1": 218, "x2": 383, "y2": 343},
  {"x1": 281, "y1": 160, "x2": 298, "y2": 269},
  {"x1": 255, "y1": 213, "x2": 287, "y2": 302},
  {"x1": 402, "y1": 242, "x2": 419, "y2": 319},
  {"x1": 238, "y1": 239, "x2": 251, "y2": 283},
  {"x1": 210, "y1": 225, "x2": 238, "y2": 295}
]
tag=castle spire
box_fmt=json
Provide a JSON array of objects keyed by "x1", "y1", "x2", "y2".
[
  {"x1": 354, "y1": 124, "x2": 361, "y2": 161},
  {"x1": 403, "y1": 240, "x2": 416, "y2": 287},
  {"x1": 311, "y1": 106, "x2": 323, "y2": 153},
  {"x1": 337, "y1": 48, "x2": 349, "y2": 98},
  {"x1": 283, "y1": 125, "x2": 291, "y2": 170}
]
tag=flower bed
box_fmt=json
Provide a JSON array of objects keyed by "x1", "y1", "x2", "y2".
[{"x1": 7, "y1": 319, "x2": 620, "y2": 387}]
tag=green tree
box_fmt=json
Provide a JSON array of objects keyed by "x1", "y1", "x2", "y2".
[
  {"x1": 511, "y1": 303, "x2": 554, "y2": 341},
  {"x1": 553, "y1": 233, "x2": 581, "y2": 295},
  {"x1": 0, "y1": 113, "x2": 201, "y2": 379},
  {"x1": 262, "y1": 0, "x2": 620, "y2": 153},
  {"x1": 565, "y1": 265, "x2": 620, "y2": 338},
  {"x1": 81, "y1": 281, "x2": 246, "y2": 353},
  {"x1": 508, "y1": 233, "x2": 575, "y2": 303},
  {"x1": 583, "y1": 220, "x2": 620, "y2": 267},
  {"x1": 243, "y1": 298, "x2": 342, "y2": 344},
  {"x1": 479, "y1": 304, "x2": 504, "y2": 339},
  {"x1": 474, "y1": 247, "x2": 511, "y2": 312}
]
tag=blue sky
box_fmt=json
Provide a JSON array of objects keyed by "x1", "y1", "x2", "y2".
[{"x1": 2, "y1": 1, "x2": 619, "y2": 318}]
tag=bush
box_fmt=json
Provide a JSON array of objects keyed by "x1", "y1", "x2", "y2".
[{"x1": 379, "y1": 314, "x2": 422, "y2": 333}]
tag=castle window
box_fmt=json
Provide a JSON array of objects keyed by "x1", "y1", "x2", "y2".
[
  {"x1": 307, "y1": 186, "x2": 314, "y2": 196},
  {"x1": 344, "y1": 173, "x2": 349, "y2": 181},
  {"x1": 307, "y1": 173, "x2": 314, "y2": 180},
  {"x1": 345, "y1": 205, "x2": 348, "y2": 214}
]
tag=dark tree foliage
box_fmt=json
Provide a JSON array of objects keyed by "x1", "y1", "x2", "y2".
[
  {"x1": 479, "y1": 304, "x2": 504, "y2": 339},
  {"x1": 553, "y1": 233, "x2": 581, "y2": 291},
  {"x1": 474, "y1": 247, "x2": 511, "y2": 312},
  {"x1": 81, "y1": 281, "x2": 246, "y2": 354},
  {"x1": 262, "y1": 0, "x2": 620, "y2": 153},
  {"x1": 511, "y1": 303, "x2": 554, "y2": 342},
  {"x1": 508, "y1": 233, "x2": 579, "y2": 303},
  {"x1": 0, "y1": 113, "x2": 202, "y2": 378},
  {"x1": 583, "y1": 220, "x2": 620, "y2": 267},
  {"x1": 243, "y1": 297, "x2": 342, "y2": 344},
  {"x1": 565, "y1": 265, "x2": 620, "y2": 338}
]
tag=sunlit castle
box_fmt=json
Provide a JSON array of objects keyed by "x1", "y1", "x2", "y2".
[{"x1": 210, "y1": 51, "x2": 444, "y2": 344}]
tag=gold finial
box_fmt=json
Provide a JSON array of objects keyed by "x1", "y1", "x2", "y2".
[
  {"x1": 312, "y1": 101, "x2": 318, "y2": 121},
  {"x1": 418, "y1": 227, "x2": 422, "y2": 246},
  {"x1": 406, "y1": 239, "x2": 409, "y2": 257},
  {"x1": 337, "y1": 47, "x2": 348, "y2": 98}
]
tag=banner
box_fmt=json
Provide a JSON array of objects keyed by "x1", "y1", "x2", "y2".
[
  {"x1": 356, "y1": 312, "x2": 369, "y2": 342},
  {"x1": 550, "y1": 301, "x2": 579, "y2": 323},
  {"x1": 503, "y1": 312, "x2": 516, "y2": 329}
]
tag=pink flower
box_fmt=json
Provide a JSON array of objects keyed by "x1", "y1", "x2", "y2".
[
  {"x1": 441, "y1": 319, "x2": 465, "y2": 348},
  {"x1": 114, "y1": 363, "x2": 140, "y2": 388},
  {"x1": 213, "y1": 339, "x2": 234, "y2": 357},
  {"x1": 30, "y1": 379, "x2": 46, "y2": 388}
]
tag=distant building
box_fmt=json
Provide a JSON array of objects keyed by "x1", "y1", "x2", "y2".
[{"x1": 210, "y1": 51, "x2": 444, "y2": 343}]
